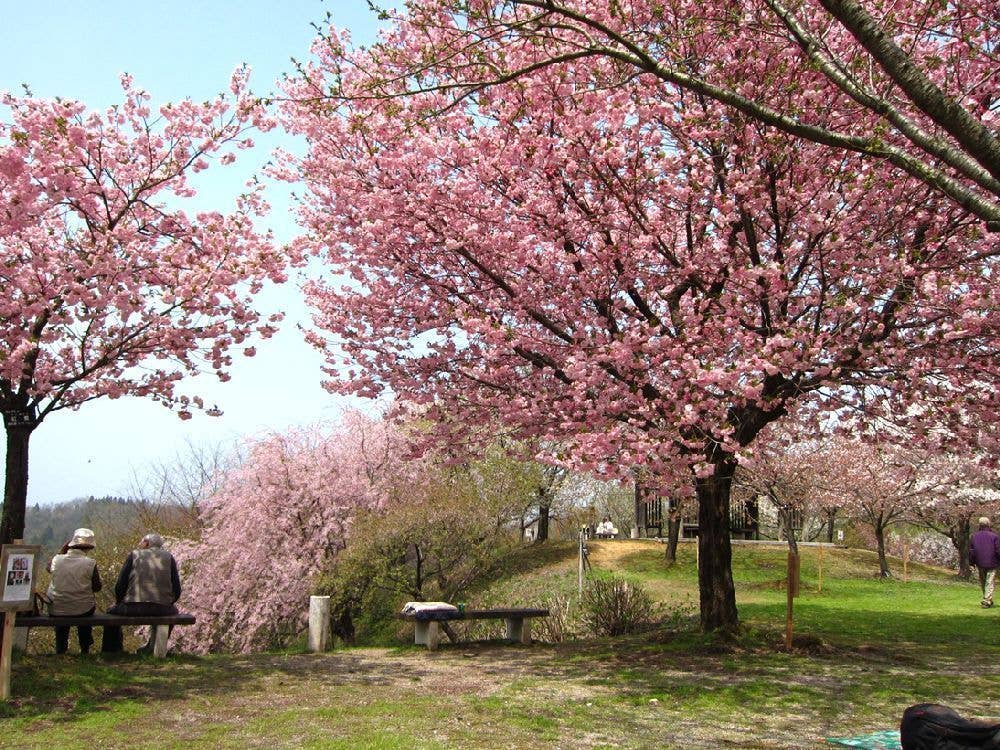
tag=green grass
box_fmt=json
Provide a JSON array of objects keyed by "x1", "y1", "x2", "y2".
[
  {"x1": 609, "y1": 543, "x2": 994, "y2": 655},
  {"x1": 2, "y1": 541, "x2": 997, "y2": 749}
]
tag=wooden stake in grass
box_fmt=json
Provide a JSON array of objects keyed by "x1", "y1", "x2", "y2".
[
  {"x1": 818, "y1": 546, "x2": 824, "y2": 594},
  {"x1": 903, "y1": 543, "x2": 910, "y2": 583},
  {"x1": 1, "y1": 539, "x2": 40, "y2": 702},
  {"x1": 0, "y1": 611, "x2": 14, "y2": 701},
  {"x1": 785, "y1": 551, "x2": 798, "y2": 651}
]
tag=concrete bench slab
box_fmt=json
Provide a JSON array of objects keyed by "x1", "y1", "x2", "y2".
[{"x1": 399, "y1": 608, "x2": 549, "y2": 650}]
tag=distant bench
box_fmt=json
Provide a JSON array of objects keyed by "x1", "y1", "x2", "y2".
[
  {"x1": 15, "y1": 613, "x2": 196, "y2": 657},
  {"x1": 399, "y1": 607, "x2": 549, "y2": 650}
]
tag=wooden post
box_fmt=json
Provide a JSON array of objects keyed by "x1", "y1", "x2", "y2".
[
  {"x1": 817, "y1": 545, "x2": 824, "y2": 594},
  {"x1": 578, "y1": 529, "x2": 585, "y2": 598},
  {"x1": 791, "y1": 552, "x2": 801, "y2": 598},
  {"x1": 0, "y1": 611, "x2": 15, "y2": 700},
  {"x1": 784, "y1": 551, "x2": 797, "y2": 651},
  {"x1": 1, "y1": 538, "x2": 35, "y2": 701},
  {"x1": 308, "y1": 596, "x2": 331, "y2": 652},
  {"x1": 903, "y1": 543, "x2": 909, "y2": 583}
]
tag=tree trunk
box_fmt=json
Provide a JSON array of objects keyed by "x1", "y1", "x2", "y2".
[
  {"x1": 412, "y1": 544, "x2": 424, "y2": 598},
  {"x1": 664, "y1": 510, "x2": 681, "y2": 563},
  {"x1": 1, "y1": 422, "x2": 35, "y2": 545},
  {"x1": 633, "y1": 478, "x2": 644, "y2": 537},
  {"x1": 695, "y1": 459, "x2": 739, "y2": 632},
  {"x1": 826, "y1": 508, "x2": 837, "y2": 544},
  {"x1": 536, "y1": 491, "x2": 550, "y2": 543},
  {"x1": 951, "y1": 520, "x2": 972, "y2": 581},
  {"x1": 874, "y1": 524, "x2": 892, "y2": 578},
  {"x1": 783, "y1": 506, "x2": 799, "y2": 556}
]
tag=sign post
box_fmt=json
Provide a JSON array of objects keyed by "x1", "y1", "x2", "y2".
[{"x1": 0, "y1": 542, "x2": 42, "y2": 700}]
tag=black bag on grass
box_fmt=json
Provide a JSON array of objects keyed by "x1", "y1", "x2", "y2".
[{"x1": 901, "y1": 704, "x2": 1000, "y2": 750}]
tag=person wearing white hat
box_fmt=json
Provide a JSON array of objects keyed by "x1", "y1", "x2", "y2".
[
  {"x1": 969, "y1": 517, "x2": 999, "y2": 608},
  {"x1": 46, "y1": 528, "x2": 102, "y2": 654}
]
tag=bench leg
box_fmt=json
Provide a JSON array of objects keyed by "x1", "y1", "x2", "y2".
[
  {"x1": 426, "y1": 621, "x2": 441, "y2": 650},
  {"x1": 414, "y1": 621, "x2": 429, "y2": 646},
  {"x1": 413, "y1": 621, "x2": 442, "y2": 650},
  {"x1": 152, "y1": 625, "x2": 170, "y2": 658},
  {"x1": 12, "y1": 627, "x2": 29, "y2": 652},
  {"x1": 505, "y1": 617, "x2": 530, "y2": 644}
]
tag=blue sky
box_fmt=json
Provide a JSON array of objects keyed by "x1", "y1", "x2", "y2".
[{"x1": 0, "y1": 1, "x2": 398, "y2": 504}]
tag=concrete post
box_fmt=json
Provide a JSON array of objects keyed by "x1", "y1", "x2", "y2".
[
  {"x1": 12, "y1": 627, "x2": 28, "y2": 651},
  {"x1": 308, "y1": 596, "x2": 331, "y2": 652},
  {"x1": 152, "y1": 625, "x2": 170, "y2": 658}
]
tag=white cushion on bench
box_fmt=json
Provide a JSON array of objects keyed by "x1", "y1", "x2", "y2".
[{"x1": 400, "y1": 601, "x2": 457, "y2": 615}]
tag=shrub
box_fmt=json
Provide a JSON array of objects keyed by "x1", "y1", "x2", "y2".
[
  {"x1": 580, "y1": 575, "x2": 659, "y2": 637},
  {"x1": 538, "y1": 593, "x2": 575, "y2": 643},
  {"x1": 315, "y1": 456, "x2": 532, "y2": 645}
]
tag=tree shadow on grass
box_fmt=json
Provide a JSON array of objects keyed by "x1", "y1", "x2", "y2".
[{"x1": 4, "y1": 605, "x2": 995, "y2": 738}]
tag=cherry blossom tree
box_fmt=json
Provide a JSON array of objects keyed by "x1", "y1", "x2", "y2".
[
  {"x1": 0, "y1": 71, "x2": 288, "y2": 544},
  {"x1": 172, "y1": 413, "x2": 418, "y2": 654},
  {"x1": 279, "y1": 7, "x2": 999, "y2": 630},
  {"x1": 910, "y1": 454, "x2": 1000, "y2": 579},
  {"x1": 736, "y1": 440, "x2": 818, "y2": 555},
  {"x1": 335, "y1": 0, "x2": 1000, "y2": 228},
  {"x1": 813, "y1": 438, "x2": 949, "y2": 577}
]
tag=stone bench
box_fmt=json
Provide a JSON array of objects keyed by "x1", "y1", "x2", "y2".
[
  {"x1": 15, "y1": 613, "x2": 196, "y2": 657},
  {"x1": 399, "y1": 607, "x2": 549, "y2": 650}
]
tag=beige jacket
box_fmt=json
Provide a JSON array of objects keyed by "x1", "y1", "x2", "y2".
[{"x1": 47, "y1": 550, "x2": 99, "y2": 616}]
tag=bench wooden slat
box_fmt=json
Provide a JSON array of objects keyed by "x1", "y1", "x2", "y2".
[{"x1": 15, "y1": 613, "x2": 196, "y2": 627}]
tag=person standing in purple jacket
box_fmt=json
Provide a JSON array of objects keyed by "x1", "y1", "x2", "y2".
[{"x1": 969, "y1": 517, "x2": 1000, "y2": 608}]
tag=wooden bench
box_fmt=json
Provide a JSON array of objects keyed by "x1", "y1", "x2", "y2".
[
  {"x1": 15, "y1": 613, "x2": 196, "y2": 657},
  {"x1": 399, "y1": 607, "x2": 549, "y2": 650}
]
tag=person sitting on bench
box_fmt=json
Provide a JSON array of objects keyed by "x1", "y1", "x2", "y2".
[
  {"x1": 101, "y1": 533, "x2": 182, "y2": 654},
  {"x1": 595, "y1": 516, "x2": 619, "y2": 538},
  {"x1": 47, "y1": 528, "x2": 102, "y2": 654}
]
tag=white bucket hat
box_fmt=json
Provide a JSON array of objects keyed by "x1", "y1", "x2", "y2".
[{"x1": 68, "y1": 528, "x2": 95, "y2": 549}]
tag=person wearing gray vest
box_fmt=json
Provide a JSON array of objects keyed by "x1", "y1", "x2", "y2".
[
  {"x1": 101, "y1": 533, "x2": 182, "y2": 653},
  {"x1": 47, "y1": 528, "x2": 102, "y2": 654}
]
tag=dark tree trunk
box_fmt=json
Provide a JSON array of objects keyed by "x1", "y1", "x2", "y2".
[
  {"x1": 536, "y1": 490, "x2": 550, "y2": 543},
  {"x1": 2, "y1": 422, "x2": 35, "y2": 545},
  {"x1": 826, "y1": 508, "x2": 837, "y2": 544},
  {"x1": 664, "y1": 510, "x2": 681, "y2": 563},
  {"x1": 951, "y1": 519, "x2": 972, "y2": 580},
  {"x1": 783, "y1": 505, "x2": 799, "y2": 556},
  {"x1": 331, "y1": 604, "x2": 356, "y2": 646},
  {"x1": 695, "y1": 459, "x2": 739, "y2": 632},
  {"x1": 412, "y1": 544, "x2": 424, "y2": 598},
  {"x1": 633, "y1": 479, "x2": 644, "y2": 537},
  {"x1": 874, "y1": 523, "x2": 892, "y2": 578}
]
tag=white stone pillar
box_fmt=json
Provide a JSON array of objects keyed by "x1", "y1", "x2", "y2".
[
  {"x1": 505, "y1": 617, "x2": 530, "y2": 644},
  {"x1": 12, "y1": 627, "x2": 28, "y2": 651},
  {"x1": 152, "y1": 625, "x2": 170, "y2": 658},
  {"x1": 308, "y1": 595, "x2": 331, "y2": 652}
]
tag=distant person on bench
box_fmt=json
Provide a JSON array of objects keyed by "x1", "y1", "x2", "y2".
[
  {"x1": 101, "y1": 533, "x2": 182, "y2": 653},
  {"x1": 595, "y1": 517, "x2": 619, "y2": 539},
  {"x1": 47, "y1": 528, "x2": 102, "y2": 655}
]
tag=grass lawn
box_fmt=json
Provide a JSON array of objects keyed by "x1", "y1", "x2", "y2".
[{"x1": 2, "y1": 541, "x2": 996, "y2": 749}]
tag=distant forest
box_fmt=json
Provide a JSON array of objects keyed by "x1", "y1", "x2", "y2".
[{"x1": 25, "y1": 497, "x2": 144, "y2": 556}]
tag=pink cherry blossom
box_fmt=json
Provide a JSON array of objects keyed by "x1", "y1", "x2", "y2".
[{"x1": 0, "y1": 69, "x2": 289, "y2": 544}]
